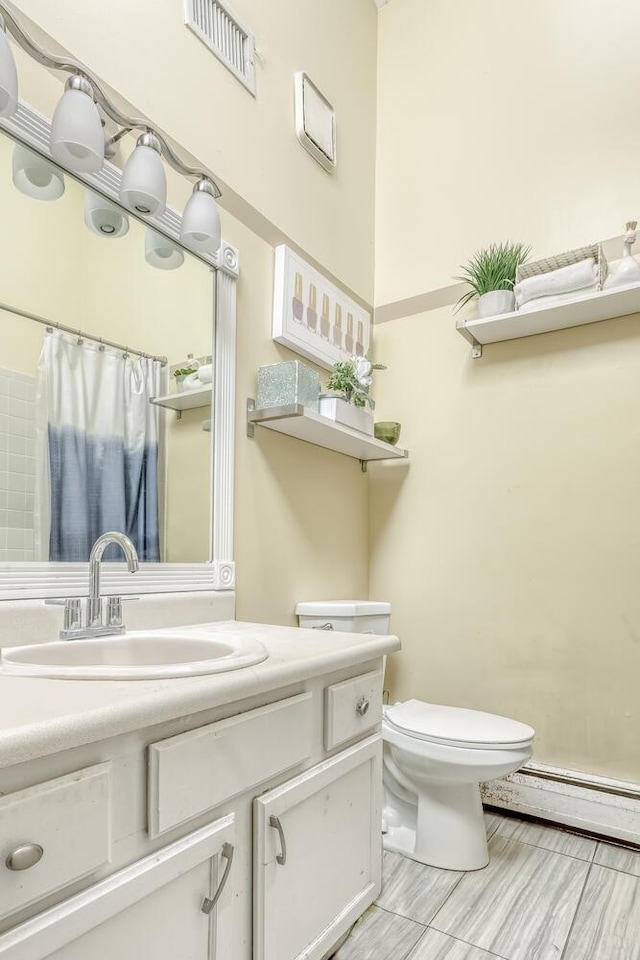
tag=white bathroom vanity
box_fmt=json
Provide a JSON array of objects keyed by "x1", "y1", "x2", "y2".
[{"x1": 0, "y1": 617, "x2": 399, "y2": 960}]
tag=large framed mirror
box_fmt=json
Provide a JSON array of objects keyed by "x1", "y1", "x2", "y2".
[{"x1": 0, "y1": 101, "x2": 238, "y2": 600}]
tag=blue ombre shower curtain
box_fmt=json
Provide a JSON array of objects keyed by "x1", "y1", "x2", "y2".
[{"x1": 35, "y1": 331, "x2": 163, "y2": 562}]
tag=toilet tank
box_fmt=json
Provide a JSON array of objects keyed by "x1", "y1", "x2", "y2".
[{"x1": 295, "y1": 600, "x2": 391, "y2": 634}]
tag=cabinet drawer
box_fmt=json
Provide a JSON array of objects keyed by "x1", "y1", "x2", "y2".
[
  {"x1": 148, "y1": 692, "x2": 314, "y2": 838},
  {"x1": 0, "y1": 763, "x2": 111, "y2": 922},
  {"x1": 324, "y1": 669, "x2": 384, "y2": 750}
]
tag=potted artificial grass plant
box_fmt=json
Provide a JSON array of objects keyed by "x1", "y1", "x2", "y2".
[
  {"x1": 455, "y1": 241, "x2": 530, "y2": 318},
  {"x1": 320, "y1": 356, "x2": 386, "y2": 436}
]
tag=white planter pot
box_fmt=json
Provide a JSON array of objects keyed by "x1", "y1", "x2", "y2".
[
  {"x1": 477, "y1": 290, "x2": 515, "y2": 319},
  {"x1": 176, "y1": 373, "x2": 201, "y2": 393},
  {"x1": 318, "y1": 396, "x2": 374, "y2": 435}
]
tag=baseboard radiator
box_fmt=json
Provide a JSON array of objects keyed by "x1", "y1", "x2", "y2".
[{"x1": 482, "y1": 761, "x2": 640, "y2": 846}]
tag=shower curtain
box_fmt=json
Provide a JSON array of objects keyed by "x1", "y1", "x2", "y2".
[{"x1": 35, "y1": 330, "x2": 163, "y2": 562}]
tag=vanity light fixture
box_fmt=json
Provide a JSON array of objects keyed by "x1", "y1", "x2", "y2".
[
  {"x1": 0, "y1": 19, "x2": 17, "y2": 118},
  {"x1": 0, "y1": 2, "x2": 223, "y2": 257},
  {"x1": 12, "y1": 143, "x2": 64, "y2": 201},
  {"x1": 84, "y1": 189, "x2": 129, "y2": 238},
  {"x1": 50, "y1": 76, "x2": 104, "y2": 174},
  {"x1": 181, "y1": 178, "x2": 221, "y2": 254},
  {"x1": 144, "y1": 229, "x2": 184, "y2": 270},
  {"x1": 119, "y1": 132, "x2": 167, "y2": 216}
]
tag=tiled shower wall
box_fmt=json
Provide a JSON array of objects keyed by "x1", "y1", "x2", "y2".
[{"x1": 0, "y1": 367, "x2": 36, "y2": 562}]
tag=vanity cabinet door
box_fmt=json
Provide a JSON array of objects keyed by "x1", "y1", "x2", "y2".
[
  {"x1": 254, "y1": 735, "x2": 382, "y2": 960},
  {"x1": 0, "y1": 815, "x2": 236, "y2": 960}
]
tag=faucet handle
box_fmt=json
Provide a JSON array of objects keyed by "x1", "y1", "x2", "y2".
[
  {"x1": 106, "y1": 596, "x2": 123, "y2": 628},
  {"x1": 63, "y1": 598, "x2": 82, "y2": 633}
]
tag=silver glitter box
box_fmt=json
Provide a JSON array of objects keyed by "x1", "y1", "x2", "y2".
[{"x1": 257, "y1": 360, "x2": 320, "y2": 411}]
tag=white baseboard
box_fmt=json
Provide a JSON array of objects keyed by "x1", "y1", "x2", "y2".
[{"x1": 481, "y1": 761, "x2": 640, "y2": 846}]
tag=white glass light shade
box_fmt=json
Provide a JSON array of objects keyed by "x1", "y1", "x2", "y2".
[
  {"x1": 12, "y1": 144, "x2": 65, "y2": 201},
  {"x1": 50, "y1": 83, "x2": 104, "y2": 174},
  {"x1": 120, "y1": 141, "x2": 166, "y2": 216},
  {"x1": 180, "y1": 186, "x2": 221, "y2": 254},
  {"x1": 0, "y1": 28, "x2": 18, "y2": 118},
  {"x1": 84, "y1": 190, "x2": 129, "y2": 238},
  {"x1": 144, "y1": 229, "x2": 184, "y2": 270}
]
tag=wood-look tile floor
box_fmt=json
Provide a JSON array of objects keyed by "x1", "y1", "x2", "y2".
[{"x1": 333, "y1": 810, "x2": 640, "y2": 960}]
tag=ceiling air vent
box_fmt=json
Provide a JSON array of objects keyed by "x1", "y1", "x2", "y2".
[{"x1": 184, "y1": 0, "x2": 256, "y2": 96}]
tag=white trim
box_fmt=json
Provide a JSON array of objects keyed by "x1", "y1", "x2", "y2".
[
  {"x1": 0, "y1": 100, "x2": 238, "y2": 598},
  {"x1": 0, "y1": 562, "x2": 235, "y2": 600},
  {"x1": 211, "y1": 266, "x2": 237, "y2": 576},
  {"x1": 482, "y1": 761, "x2": 640, "y2": 845}
]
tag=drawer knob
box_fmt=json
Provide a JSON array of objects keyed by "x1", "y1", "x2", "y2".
[
  {"x1": 5, "y1": 843, "x2": 44, "y2": 871},
  {"x1": 356, "y1": 696, "x2": 370, "y2": 717}
]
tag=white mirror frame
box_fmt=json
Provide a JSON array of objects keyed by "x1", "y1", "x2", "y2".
[{"x1": 0, "y1": 101, "x2": 237, "y2": 600}]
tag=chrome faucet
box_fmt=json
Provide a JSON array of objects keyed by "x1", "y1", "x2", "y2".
[
  {"x1": 88, "y1": 532, "x2": 139, "y2": 626},
  {"x1": 60, "y1": 532, "x2": 139, "y2": 640}
]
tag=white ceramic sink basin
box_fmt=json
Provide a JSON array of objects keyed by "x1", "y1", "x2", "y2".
[{"x1": 0, "y1": 631, "x2": 268, "y2": 680}]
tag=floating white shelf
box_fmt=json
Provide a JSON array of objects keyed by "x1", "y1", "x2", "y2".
[
  {"x1": 456, "y1": 282, "x2": 640, "y2": 357},
  {"x1": 246, "y1": 400, "x2": 408, "y2": 470},
  {"x1": 150, "y1": 385, "x2": 212, "y2": 415}
]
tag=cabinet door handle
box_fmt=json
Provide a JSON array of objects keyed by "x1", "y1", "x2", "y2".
[
  {"x1": 5, "y1": 843, "x2": 44, "y2": 871},
  {"x1": 201, "y1": 842, "x2": 234, "y2": 915},
  {"x1": 269, "y1": 815, "x2": 287, "y2": 866}
]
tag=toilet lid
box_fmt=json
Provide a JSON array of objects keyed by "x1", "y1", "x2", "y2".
[{"x1": 385, "y1": 700, "x2": 534, "y2": 750}]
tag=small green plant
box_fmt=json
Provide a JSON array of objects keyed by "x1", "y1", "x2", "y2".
[
  {"x1": 173, "y1": 367, "x2": 197, "y2": 378},
  {"x1": 326, "y1": 356, "x2": 386, "y2": 409},
  {"x1": 454, "y1": 241, "x2": 530, "y2": 311}
]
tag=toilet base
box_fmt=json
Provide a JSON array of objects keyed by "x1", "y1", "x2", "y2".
[{"x1": 383, "y1": 781, "x2": 489, "y2": 872}]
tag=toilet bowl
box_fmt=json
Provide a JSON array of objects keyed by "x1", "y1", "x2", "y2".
[
  {"x1": 295, "y1": 601, "x2": 535, "y2": 873},
  {"x1": 382, "y1": 699, "x2": 534, "y2": 871}
]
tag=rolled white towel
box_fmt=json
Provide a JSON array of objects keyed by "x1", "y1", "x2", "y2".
[
  {"x1": 515, "y1": 258, "x2": 598, "y2": 307},
  {"x1": 197, "y1": 364, "x2": 213, "y2": 383},
  {"x1": 517, "y1": 283, "x2": 599, "y2": 313}
]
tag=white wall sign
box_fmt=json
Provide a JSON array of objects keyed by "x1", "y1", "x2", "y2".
[{"x1": 272, "y1": 245, "x2": 371, "y2": 371}]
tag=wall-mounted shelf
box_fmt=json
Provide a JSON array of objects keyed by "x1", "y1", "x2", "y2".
[
  {"x1": 246, "y1": 399, "x2": 408, "y2": 471},
  {"x1": 456, "y1": 282, "x2": 640, "y2": 357},
  {"x1": 150, "y1": 386, "x2": 212, "y2": 420}
]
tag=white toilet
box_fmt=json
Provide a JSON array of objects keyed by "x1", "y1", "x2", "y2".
[{"x1": 296, "y1": 600, "x2": 535, "y2": 873}]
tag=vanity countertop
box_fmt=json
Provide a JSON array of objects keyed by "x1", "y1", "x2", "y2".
[{"x1": 0, "y1": 620, "x2": 400, "y2": 769}]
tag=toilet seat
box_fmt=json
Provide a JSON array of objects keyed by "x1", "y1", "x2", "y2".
[{"x1": 385, "y1": 699, "x2": 535, "y2": 751}]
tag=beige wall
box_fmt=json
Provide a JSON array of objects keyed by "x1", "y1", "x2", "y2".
[
  {"x1": 222, "y1": 208, "x2": 370, "y2": 625},
  {"x1": 11, "y1": 0, "x2": 378, "y2": 302},
  {"x1": 372, "y1": 0, "x2": 640, "y2": 781},
  {"x1": 375, "y1": 0, "x2": 640, "y2": 305},
  {"x1": 4, "y1": 1, "x2": 375, "y2": 623}
]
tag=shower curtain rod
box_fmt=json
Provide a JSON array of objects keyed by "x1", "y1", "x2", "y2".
[{"x1": 0, "y1": 299, "x2": 168, "y2": 366}]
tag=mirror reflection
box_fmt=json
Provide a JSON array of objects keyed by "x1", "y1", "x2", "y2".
[{"x1": 0, "y1": 128, "x2": 215, "y2": 564}]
